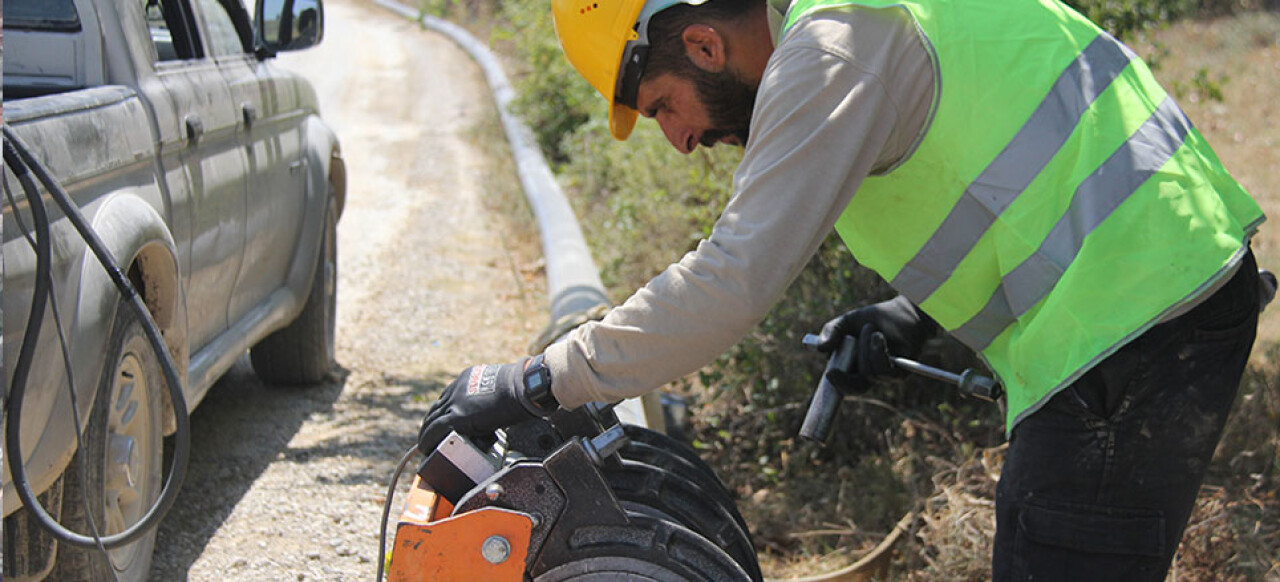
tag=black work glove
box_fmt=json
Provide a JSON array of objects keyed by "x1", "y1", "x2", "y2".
[
  {"x1": 814, "y1": 295, "x2": 938, "y2": 377},
  {"x1": 417, "y1": 357, "x2": 555, "y2": 455}
]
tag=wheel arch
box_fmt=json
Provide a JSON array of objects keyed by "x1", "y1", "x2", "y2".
[
  {"x1": 279, "y1": 115, "x2": 343, "y2": 311},
  {"x1": 76, "y1": 191, "x2": 187, "y2": 436},
  {"x1": 305, "y1": 114, "x2": 344, "y2": 219}
]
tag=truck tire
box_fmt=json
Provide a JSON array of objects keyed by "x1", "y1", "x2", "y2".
[
  {"x1": 251, "y1": 197, "x2": 338, "y2": 385},
  {"x1": 53, "y1": 300, "x2": 165, "y2": 582}
]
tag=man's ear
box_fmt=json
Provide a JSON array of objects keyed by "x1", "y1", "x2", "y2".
[{"x1": 682, "y1": 24, "x2": 726, "y2": 72}]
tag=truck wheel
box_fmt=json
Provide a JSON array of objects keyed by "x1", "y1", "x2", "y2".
[
  {"x1": 54, "y1": 301, "x2": 165, "y2": 582},
  {"x1": 251, "y1": 197, "x2": 338, "y2": 385}
]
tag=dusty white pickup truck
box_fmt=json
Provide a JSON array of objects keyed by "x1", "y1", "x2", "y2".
[{"x1": 2, "y1": 0, "x2": 345, "y2": 579}]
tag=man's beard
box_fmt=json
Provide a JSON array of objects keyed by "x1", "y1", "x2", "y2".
[{"x1": 691, "y1": 67, "x2": 757, "y2": 148}]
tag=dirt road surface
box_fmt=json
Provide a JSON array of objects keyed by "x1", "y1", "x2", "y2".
[{"x1": 150, "y1": 0, "x2": 546, "y2": 578}]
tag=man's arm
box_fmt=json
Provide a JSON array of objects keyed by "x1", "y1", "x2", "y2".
[{"x1": 546, "y1": 7, "x2": 936, "y2": 408}]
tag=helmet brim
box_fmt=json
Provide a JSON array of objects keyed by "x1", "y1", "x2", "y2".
[{"x1": 609, "y1": 102, "x2": 639, "y2": 141}]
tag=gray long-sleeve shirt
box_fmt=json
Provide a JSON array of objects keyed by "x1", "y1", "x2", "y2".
[{"x1": 545, "y1": 3, "x2": 937, "y2": 408}]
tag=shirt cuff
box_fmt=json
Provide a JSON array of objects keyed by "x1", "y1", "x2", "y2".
[{"x1": 543, "y1": 340, "x2": 596, "y2": 410}]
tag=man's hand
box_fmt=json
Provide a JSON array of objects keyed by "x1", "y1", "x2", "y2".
[
  {"x1": 417, "y1": 357, "x2": 556, "y2": 455},
  {"x1": 814, "y1": 295, "x2": 937, "y2": 377}
]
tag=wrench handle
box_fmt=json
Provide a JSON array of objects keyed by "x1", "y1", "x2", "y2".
[{"x1": 799, "y1": 336, "x2": 856, "y2": 443}]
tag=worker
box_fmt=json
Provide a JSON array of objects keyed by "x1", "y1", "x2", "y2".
[{"x1": 418, "y1": 0, "x2": 1270, "y2": 579}]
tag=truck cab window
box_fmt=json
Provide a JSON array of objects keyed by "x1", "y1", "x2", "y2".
[
  {"x1": 5, "y1": 0, "x2": 82, "y2": 32},
  {"x1": 3, "y1": 0, "x2": 88, "y2": 97},
  {"x1": 195, "y1": 0, "x2": 250, "y2": 57},
  {"x1": 144, "y1": 0, "x2": 200, "y2": 61}
]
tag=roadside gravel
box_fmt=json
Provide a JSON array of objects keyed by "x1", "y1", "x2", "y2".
[{"x1": 149, "y1": 0, "x2": 546, "y2": 578}]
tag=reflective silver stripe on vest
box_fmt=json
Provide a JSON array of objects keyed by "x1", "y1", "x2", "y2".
[
  {"x1": 952, "y1": 96, "x2": 1193, "y2": 350},
  {"x1": 890, "y1": 33, "x2": 1137, "y2": 303}
]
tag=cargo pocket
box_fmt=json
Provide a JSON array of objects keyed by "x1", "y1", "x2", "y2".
[{"x1": 1011, "y1": 501, "x2": 1168, "y2": 581}]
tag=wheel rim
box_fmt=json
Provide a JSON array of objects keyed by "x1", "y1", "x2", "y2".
[{"x1": 103, "y1": 351, "x2": 157, "y2": 568}]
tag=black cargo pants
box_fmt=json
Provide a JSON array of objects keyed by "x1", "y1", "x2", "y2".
[{"x1": 992, "y1": 250, "x2": 1261, "y2": 581}]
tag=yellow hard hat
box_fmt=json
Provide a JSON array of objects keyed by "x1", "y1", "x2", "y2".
[{"x1": 552, "y1": 0, "x2": 706, "y2": 140}]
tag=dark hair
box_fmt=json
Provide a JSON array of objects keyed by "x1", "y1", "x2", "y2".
[{"x1": 643, "y1": 0, "x2": 760, "y2": 81}]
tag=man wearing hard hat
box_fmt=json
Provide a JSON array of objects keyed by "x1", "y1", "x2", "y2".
[{"x1": 419, "y1": 0, "x2": 1269, "y2": 579}]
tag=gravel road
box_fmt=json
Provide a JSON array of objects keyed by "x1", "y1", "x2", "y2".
[{"x1": 149, "y1": 0, "x2": 547, "y2": 578}]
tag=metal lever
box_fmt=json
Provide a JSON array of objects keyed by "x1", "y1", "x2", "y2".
[{"x1": 889, "y1": 357, "x2": 1002, "y2": 402}]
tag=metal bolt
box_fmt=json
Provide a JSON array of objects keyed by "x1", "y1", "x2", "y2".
[
  {"x1": 481, "y1": 535, "x2": 511, "y2": 564},
  {"x1": 583, "y1": 424, "x2": 629, "y2": 466},
  {"x1": 484, "y1": 483, "x2": 504, "y2": 501}
]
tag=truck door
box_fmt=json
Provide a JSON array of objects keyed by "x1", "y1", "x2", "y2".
[
  {"x1": 141, "y1": 0, "x2": 250, "y2": 352},
  {"x1": 193, "y1": 0, "x2": 309, "y2": 324}
]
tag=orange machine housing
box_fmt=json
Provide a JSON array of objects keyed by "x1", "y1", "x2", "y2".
[{"x1": 387, "y1": 476, "x2": 534, "y2": 581}]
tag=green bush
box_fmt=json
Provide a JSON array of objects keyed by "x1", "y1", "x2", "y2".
[
  {"x1": 494, "y1": 0, "x2": 599, "y2": 163},
  {"x1": 556, "y1": 119, "x2": 739, "y2": 293}
]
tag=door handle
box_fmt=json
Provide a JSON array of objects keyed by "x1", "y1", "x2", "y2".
[
  {"x1": 184, "y1": 114, "x2": 204, "y2": 146},
  {"x1": 241, "y1": 103, "x2": 258, "y2": 128}
]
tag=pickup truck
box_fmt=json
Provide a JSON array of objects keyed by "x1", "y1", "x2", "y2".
[{"x1": 2, "y1": 0, "x2": 345, "y2": 579}]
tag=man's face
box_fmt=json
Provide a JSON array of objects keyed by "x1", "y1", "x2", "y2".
[{"x1": 635, "y1": 67, "x2": 757, "y2": 154}]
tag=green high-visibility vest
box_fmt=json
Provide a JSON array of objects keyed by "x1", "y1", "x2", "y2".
[{"x1": 781, "y1": 0, "x2": 1264, "y2": 431}]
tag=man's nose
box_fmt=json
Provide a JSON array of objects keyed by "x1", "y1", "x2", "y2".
[{"x1": 657, "y1": 116, "x2": 695, "y2": 155}]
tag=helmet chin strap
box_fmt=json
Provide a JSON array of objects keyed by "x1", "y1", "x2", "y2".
[
  {"x1": 616, "y1": 0, "x2": 712, "y2": 108},
  {"x1": 615, "y1": 44, "x2": 648, "y2": 109}
]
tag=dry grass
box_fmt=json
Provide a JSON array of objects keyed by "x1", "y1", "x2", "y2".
[{"x1": 901, "y1": 445, "x2": 1003, "y2": 581}]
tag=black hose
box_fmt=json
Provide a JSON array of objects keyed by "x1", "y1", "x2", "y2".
[
  {"x1": 3, "y1": 167, "x2": 118, "y2": 571},
  {"x1": 3, "y1": 126, "x2": 191, "y2": 549},
  {"x1": 377, "y1": 447, "x2": 419, "y2": 582},
  {"x1": 4, "y1": 141, "x2": 54, "y2": 465}
]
